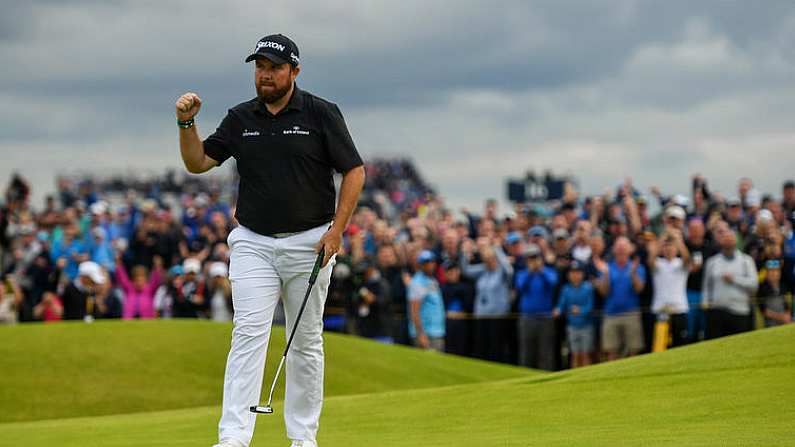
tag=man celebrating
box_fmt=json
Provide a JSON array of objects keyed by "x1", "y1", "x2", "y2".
[{"x1": 176, "y1": 34, "x2": 365, "y2": 447}]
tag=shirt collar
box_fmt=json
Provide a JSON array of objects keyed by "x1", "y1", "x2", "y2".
[{"x1": 253, "y1": 83, "x2": 305, "y2": 116}]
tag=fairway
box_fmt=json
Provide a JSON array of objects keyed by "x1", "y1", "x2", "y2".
[{"x1": 1, "y1": 321, "x2": 794, "y2": 446}]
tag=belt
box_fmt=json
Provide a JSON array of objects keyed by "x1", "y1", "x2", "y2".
[{"x1": 269, "y1": 230, "x2": 302, "y2": 238}]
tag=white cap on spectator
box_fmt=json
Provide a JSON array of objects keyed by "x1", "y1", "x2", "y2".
[
  {"x1": 90, "y1": 201, "x2": 108, "y2": 215},
  {"x1": 757, "y1": 209, "x2": 774, "y2": 222},
  {"x1": 552, "y1": 228, "x2": 570, "y2": 240},
  {"x1": 78, "y1": 261, "x2": 106, "y2": 285},
  {"x1": 209, "y1": 262, "x2": 228, "y2": 278},
  {"x1": 195, "y1": 194, "x2": 209, "y2": 208},
  {"x1": 665, "y1": 206, "x2": 686, "y2": 220},
  {"x1": 183, "y1": 258, "x2": 201, "y2": 274}
]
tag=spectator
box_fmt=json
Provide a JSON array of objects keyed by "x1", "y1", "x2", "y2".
[
  {"x1": 32, "y1": 291, "x2": 63, "y2": 322},
  {"x1": 685, "y1": 218, "x2": 715, "y2": 341},
  {"x1": 0, "y1": 274, "x2": 23, "y2": 324},
  {"x1": 207, "y1": 262, "x2": 233, "y2": 322},
  {"x1": 702, "y1": 227, "x2": 758, "y2": 339},
  {"x1": 514, "y1": 244, "x2": 558, "y2": 370},
  {"x1": 663, "y1": 206, "x2": 687, "y2": 233},
  {"x1": 154, "y1": 265, "x2": 184, "y2": 319},
  {"x1": 90, "y1": 227, "x2": 115, "y2": 273},
  {"x1": 115, "y1": 254, "x2": 163, "y2": 320},
  {"x1": 375, "y1": 244, "x2": 409, "y2": 344},
  {"x1": 782, "y1": 181, "x2": 795, "y2": 216},
  {"x1": 570, "y1": 220, "x2": 592, "y2": 263},
  {"x1": 441, "y1": 261, "x2": 474, "y2": 356},
  {"x1": 757, "y1": 259, "x2": 791, "y2": 327},
  {"x1": 352, "y1": 260, "x2": 392, "y2": 340},
  {"x1": 461, "y1": 239, "x2": 513, "y2": 362},
  {"x1": 50, "y1": 222, "x2": 88, "y2": 280},
  {"x1": 407, "y1": 250, "x2": 445, "y2": 351},
  {"x1": 595, "y1": 237, "x2": 646, "y2": 361},
  {"x1": 554, "y1": 261, "x2": 595, "y2": 368},
  {"x1": 174, "y1": 258, "x2": 205, "y2": 318},
  {"x1": 647, "y1": 230, "x2": 690, "y2": 347},
  {"x1": 62, "y1": 261, "x2": 105, "y2": 321}
]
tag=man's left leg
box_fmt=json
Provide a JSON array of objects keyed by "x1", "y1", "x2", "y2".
[{"x1": 277, "y1": 226, "x2": 336, "y2": 443}]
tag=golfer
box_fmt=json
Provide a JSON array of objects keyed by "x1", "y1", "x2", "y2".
[{"x1": 175, "y1": 34, "x2": 365, "y2": 447}]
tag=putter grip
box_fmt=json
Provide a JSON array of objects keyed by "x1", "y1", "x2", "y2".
[{"x1": 309, "y1": 248, "x2": 325, "y2": 284}]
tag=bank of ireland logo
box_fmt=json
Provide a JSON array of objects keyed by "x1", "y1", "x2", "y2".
[{"x1": 284, "y1": 125, "x2": 309, "y2": 136}]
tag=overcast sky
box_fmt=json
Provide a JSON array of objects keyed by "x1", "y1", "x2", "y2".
[{"x1": 1, "y1": 0, "x2": 794, "y2": 212}]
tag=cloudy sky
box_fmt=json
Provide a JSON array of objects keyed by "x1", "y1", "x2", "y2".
[{"x1": 2, "y1": 0, "x2": 794, "y2": 211}]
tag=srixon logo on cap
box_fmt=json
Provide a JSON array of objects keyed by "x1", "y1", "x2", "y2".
[{"x1": 257, "y1": 41, "x2": 286, "y2": 52}]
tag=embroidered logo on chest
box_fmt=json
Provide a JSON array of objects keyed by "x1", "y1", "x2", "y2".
[
  {"x1": 242, "y1": 129, "x2": 260, "y2": 137},
  {"x1": 283, "y1": 125, "x2": 310, "y2": 136}
]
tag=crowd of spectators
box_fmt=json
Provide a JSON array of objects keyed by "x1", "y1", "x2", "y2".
[{"x1": 1, "y1": 164, "x2": 793, "y2": 371}]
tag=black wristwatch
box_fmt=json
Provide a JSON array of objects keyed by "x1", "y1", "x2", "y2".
[{"x1": 177, "y1": 117, "x2": 195, "y2": 129}]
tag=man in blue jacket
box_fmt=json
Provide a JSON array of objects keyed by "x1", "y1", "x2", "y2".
[
  {"x1": 554, "y1": 261, "x2": 595, "y2": 368},
  {"x1": 595, "y1": 237, "x2": 646, "y2": 361},
  {"x1": 514, "y1": 244, "x2": 558, "y2": 370}
]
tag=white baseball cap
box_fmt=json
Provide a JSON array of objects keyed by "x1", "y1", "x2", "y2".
[
  {"x1": 90, "y1": 201, "x2": 108, "y2": 216},
  {"x1": 665, "y1": 206, "x2": 686, "y2": 221},
  {"x1": 78, "y1": 261, "x2": 106, "y2": 285},
  {"x1": 183, "y1": 258, "x2": 202, "y2": 274},
  {"x1": 209, "y1": 262, "x2": 228, "y2": 278}
]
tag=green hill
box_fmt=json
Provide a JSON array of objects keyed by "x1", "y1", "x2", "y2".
[
  {"x1": 1, "y1": 321, "x2": 794, "y2": 446},
  {"x1": 0, "y1": 320, "x2": 526, "y2": 423}
]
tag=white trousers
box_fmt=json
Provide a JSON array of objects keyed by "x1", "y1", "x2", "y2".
[{"x1": 218, "y1": 222, "x2": 335, "y2": 446}]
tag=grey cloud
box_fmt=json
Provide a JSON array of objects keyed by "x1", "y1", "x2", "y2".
[{"x1": 2, "y1": 0, "x2": 795, "y2": 209}]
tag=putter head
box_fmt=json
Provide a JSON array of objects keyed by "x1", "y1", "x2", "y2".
[{"x1": 250, "y1": 405, "x2": 274, "y2": 414}]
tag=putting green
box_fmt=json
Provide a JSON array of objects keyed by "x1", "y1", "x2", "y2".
[{"x1": 1, "y1": 321, "x2": 793, "y2": 446}]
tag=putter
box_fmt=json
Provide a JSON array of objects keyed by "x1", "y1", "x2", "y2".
[{"x1": 251, "y1": 247, "x2": 326, "y2": 415}]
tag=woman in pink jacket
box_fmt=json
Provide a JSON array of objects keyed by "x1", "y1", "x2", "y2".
[{"x1": 116, "y1": 254, "x2": 163, "y2": 320}]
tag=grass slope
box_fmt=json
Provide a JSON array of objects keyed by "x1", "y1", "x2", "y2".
[
  {"x1": 0, "y1": 320, "x2": 527, "y2": 423},
  {"x1": 2, "y1": 324, "x2": 794, "y2": 446}
]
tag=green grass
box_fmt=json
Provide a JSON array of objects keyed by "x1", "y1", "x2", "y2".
[
  {"x1": 0, "y1": 320, "x2": 526, "y2": 423},
  {"x1": 1, "y1": 321, "x2": 794, "y2": 446}
]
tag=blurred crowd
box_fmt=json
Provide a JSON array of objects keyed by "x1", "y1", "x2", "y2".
[{"x1": 1, "y1": 163, "x2": 793, "y2": 370}]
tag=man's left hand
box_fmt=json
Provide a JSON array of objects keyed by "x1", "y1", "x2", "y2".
[{"x1": 315, "y1": 228, "x2": 343, "y2": 267}]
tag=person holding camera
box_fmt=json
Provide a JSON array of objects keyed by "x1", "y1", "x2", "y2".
[
  {"x1": 514, "y1": 244, "x2": 558, "y2": 370},
  {"x1": 647, "y1": 229, "x2": 691, "y2": 347}
]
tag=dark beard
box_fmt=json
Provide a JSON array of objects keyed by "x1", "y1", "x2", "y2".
[{"x1": 258, "y1": 82, "x2": 292, "y2": 104}]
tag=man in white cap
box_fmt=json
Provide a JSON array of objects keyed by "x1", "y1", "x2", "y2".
[
  {"x1": 178, "y1": 257, "x2": 206, "y2": 318},
  {"x1": 208, "y1": 262, "x2": 233, "y2": 322},
  {"x1": 663, "y1": 205, "x2": 687, "y2": 232},
  {"x1": 62, "y1": 261, "x2": 106, "y2": 321}
]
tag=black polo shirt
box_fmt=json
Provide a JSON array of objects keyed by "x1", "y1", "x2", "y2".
[{"x1": 203, "y1": 85, "x2": 363, "y2": 236}]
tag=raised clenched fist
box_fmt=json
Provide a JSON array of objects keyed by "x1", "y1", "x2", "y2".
[{"x1": 175, "y1": 92, "x2": 202, "y2": 121}]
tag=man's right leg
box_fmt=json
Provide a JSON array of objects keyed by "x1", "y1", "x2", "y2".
[{"x1": 218, "y1": 230, "x2": 280, "y2": 446}]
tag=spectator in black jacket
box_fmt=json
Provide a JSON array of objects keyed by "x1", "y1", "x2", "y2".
[{"x1": 441, "y1": 261, "x2": 474, "y2": 356}]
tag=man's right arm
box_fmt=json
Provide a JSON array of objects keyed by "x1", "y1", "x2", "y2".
[{"x1": 176, "y1": 92, "x2": 218, "y2": 174}]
